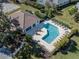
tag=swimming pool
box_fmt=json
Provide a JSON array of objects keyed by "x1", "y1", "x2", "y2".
[{"x1": 42, "y1": 23, "x2": 59, "y2": 44}]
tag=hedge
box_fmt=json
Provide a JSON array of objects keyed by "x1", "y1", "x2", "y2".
[
  {"x1": 35, "y1": 11, "x2": 46, "y2": 19},
  {"x1": 25, "y1": 10, "x2": 33, "y2": 14}
]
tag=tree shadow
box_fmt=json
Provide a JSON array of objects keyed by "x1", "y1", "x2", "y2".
[
  {"x1": 11, "y1": 19, "x2": 20, "y2": 27},
  {"x1": 53, "y1": 11, "x2": 63, "y2": 16},
  {"x1": 75, "y1": 31, "x2": 79, "y2": 36},
  {"x1": 69, "y1": 45, "x2": 79, "y2": 53},
  {"x1": 60, "y1": 40, "x2": 78, "y2": 54},
  {"x1": 56, "y1": 12, "x2": 63, "y2": 16},
  {"x1": 53, "y1": 40, "x2": 79, "y2": 55},
  {"x1": 58, "y1": 2, "x2": 77, "y2": 10}
]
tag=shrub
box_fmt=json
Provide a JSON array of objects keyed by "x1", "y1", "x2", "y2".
[
  {"x1": 35, "y1": 11, "x2": 46, "y2": 19},
  {"x1": 68, "y1": 7, "x2": 77, "y2": 15},
  {"x1": 25, "y1": 10, "x2": 33, "y2": 14},
  {"x1": 40, "y1": 9, "x2": 45, "y2": 13},
  {"x1": 25, "y1": 35, "x2": 32, "y2": 42}
]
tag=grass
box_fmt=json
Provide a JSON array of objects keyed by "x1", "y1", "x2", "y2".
[
  {"x1": 55, "y1": 5, "x2": 79, "y2": 30},
  {"x1": 51, "y1": 36, "x2": 79, "y2": 59},
  {"x1": 19, "y1": 4, "x2": 40, "y2": 12},
  {"x1": 50, "y1": 4, "x2": 79, "y2": 59}
]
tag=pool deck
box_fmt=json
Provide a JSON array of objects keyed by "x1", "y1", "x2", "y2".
[{"x1": 30, "y1": 20, "x2": 71, "y2": 53}]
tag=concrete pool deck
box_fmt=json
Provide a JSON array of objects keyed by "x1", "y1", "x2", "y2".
[{"x1": 32, "y1": 20, "x2": 71, "y2": 53}]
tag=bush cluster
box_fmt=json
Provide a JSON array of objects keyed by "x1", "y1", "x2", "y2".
[
  {"x1": 68, "y1": 7, "x2": 77, "y2": 15},
  {"x1": 35, "y1": 11, "x2": 47, "y2": 19}
]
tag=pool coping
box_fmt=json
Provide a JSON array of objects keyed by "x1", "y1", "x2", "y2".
[{"x1": 32, "y1": 20, "x2": 71, "y2": 53}]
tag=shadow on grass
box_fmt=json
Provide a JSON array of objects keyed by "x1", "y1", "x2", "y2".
[
  {"x1": 75, "y1": 32, "x2": 79, "y2": 37},
  {"x1": 69, "y1": 45, "x2": 79, "y2": 53},
  {"x1": 58, "y1": 2, "x2": 77, "y2": 10},
  {"x1": 53, "y1": 11, "x2": 63, "y2": 16},
  {"x1": 53, "y1": 40, "x2": 79, "y2": 55}
]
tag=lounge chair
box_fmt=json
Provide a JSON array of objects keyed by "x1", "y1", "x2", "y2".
[
  {"x1": 36, "y1": 32, "x2": 41, "y2": 35},
  {"x1": 38, "y1": 29, "x2": 44, "y2": 32}
]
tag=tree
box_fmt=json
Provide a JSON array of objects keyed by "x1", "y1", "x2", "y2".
[
  {"x1": 44, "y1": 2, "x2": 54, "y2": 18},
  {"x1": 52, "y1": 3, "x2": 58, "y2": 13},
  {"x1": 74, "y1": 12, "x2": 79, "y2": 23},
  {"x1": 0, "y1": 3, "x2": 26, "y2": 53},
  {"x1": 16, "y1": 44, "x2": 32, "y2": 59},
  {"x1": 25, "y1": 35, "x2": 32, "y2": 42}
]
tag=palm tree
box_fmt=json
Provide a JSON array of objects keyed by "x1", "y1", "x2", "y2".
[{"x1": 45, "y1": 2, "x2": 54, "y2": 18}]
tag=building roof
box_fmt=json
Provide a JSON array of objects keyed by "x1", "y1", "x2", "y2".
[
  {"x1": 2, "y1": 3, "x2": 20, "y2": 14},
  {"x1": 76, "y1": 2, "x2": 79, "y2": 9},
  {"x1": 24, "y1": 12, "x2": 40, "y2": 29},
  {"x1": 0, "y1": 53, "x2": 12, "y2": 59},
  {"x1": 9, "y1": 11, "x2": 40, "y2": 29},
  {"x1": 9, "y1": 10, "x2": 24, "y2": 28}
]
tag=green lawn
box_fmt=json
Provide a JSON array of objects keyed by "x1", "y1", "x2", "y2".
[
  {"x1": 51, "y1": 36, "x2": 79, "y2": 59},
  {"x1": 50, "y1": 5, "x2": 79, "y2": 59},
  {"x1": 55, "y1": 5, "x2": 79, "y2": 30},
  {"x1": 19, "y1": 4, "x2": 40, "y2": 12}
]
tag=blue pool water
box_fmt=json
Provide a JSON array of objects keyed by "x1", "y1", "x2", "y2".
[{"x1": 42, "y1": 23, "x2": 59, "y2": 44}]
